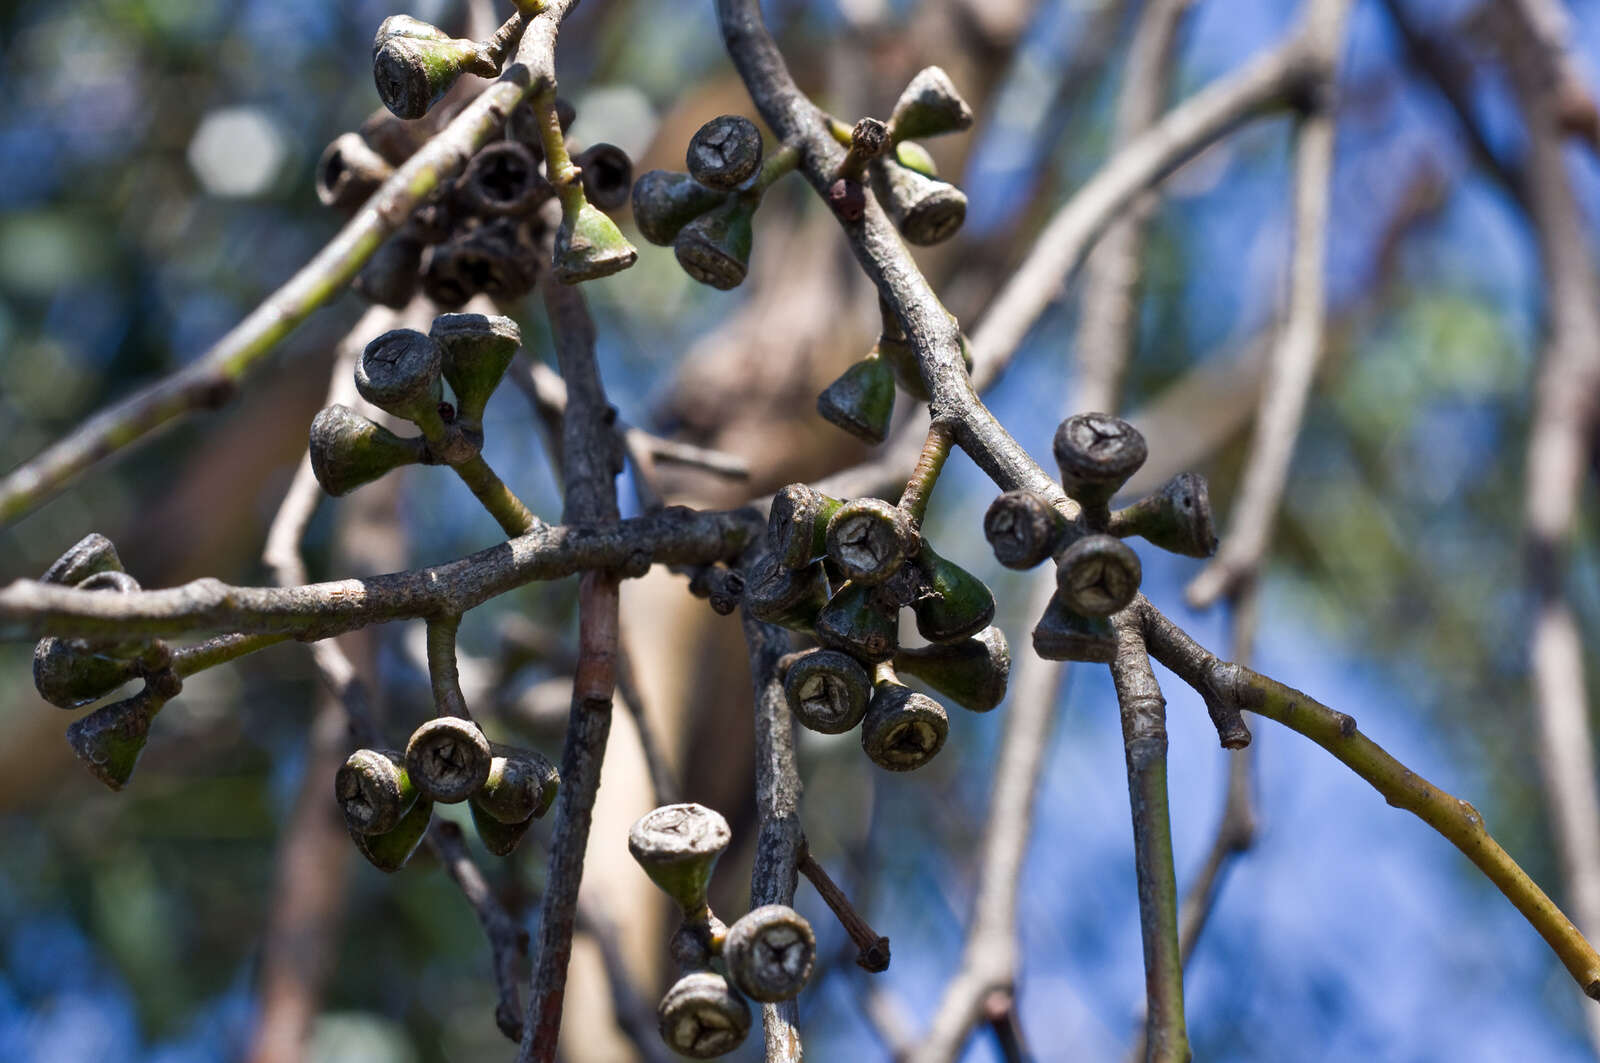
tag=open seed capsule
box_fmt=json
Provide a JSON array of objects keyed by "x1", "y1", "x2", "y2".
[
  {"x1": 1053, "y1": 413, "x2": 1148, "y2": 515},
  {"x1": 886, "y1": 66, "x2": 974, "y2": 142},
  {"x1": 824, "y1": 498, "x2": 916, "y2": 586},
  {"x1": 371, "y1": 15, "x2": 496, "y2": 120},
  {"x1": 893, "y1": 625, "x2": 1010, "y2": 712},
  {"x1": 722, "y1": 905, "x2": 816, "y2": 1003},
  {"x1": 554, "y1": 198, "x2": 638, "y2": 284},
  {"x1": 1107, "y1": 472, "x2": 1218, "y2": 558},
  {"x1": 766, "y1": 484, "x2": 843, "y2": 570},
  {"x1": 357, "y1": 329, "x2": 445, "y2": 428},
  {"x1": 472, "y1": 745, "x2": 559, "y2": 824},
  {"x1": 656, "y1": 970, "x2": 751, "y2": 1059},
  {"x1": 687, "y1": 115, "x2": 764, "y2": 190},
  {"x1": 576, "y1": 143, "x2": 634, "y2": 211},
  {"x1": 628, "y1": 802, "x2": 732, "y2": 915},
  {"x1": 860, "y1": 677, "x2": 948, "y2": 771},
  {"x1": 404, "y1": 716, "x2": 492, "y2": 803},
  {"x1": 984, "y1": 489, "x2": 1069, "y2": 570},
  {"x1": 783, "y1": 648, "x2": 872, "y2": 734},
  {"x1": 744, "y1": 555, "x2": 831, "y2": 631},
  {"x1": 316, "y1": 132, "x2": 394, "y2": 212},
  {"x1": 431, "y1": 313, "x2": 521, "y2": 430},
  {"x1": 308, "y1": 405, "x2": 427, "y2": 497},
  {"x1": 1032, "y1": 591, "x2": 1116, "y2": 663},
  {"x1": 1055, "y1": 534, "x2": 1141, "y2": 617},
  {"x1": 335, "y1": 749, "x2": 419, "y2": 835},
  {"x1": 873, "y1": 157, "x2": 966, "y2": 246}
]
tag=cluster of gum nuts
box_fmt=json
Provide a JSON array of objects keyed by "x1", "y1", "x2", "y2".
[
  {"x1": 746, "y1": 486, "x2": 1011, "y2": 771},
  {"x1": 336, "y1": 716, "x2": 559, "y2": 871},
  {"x1": 630, "y1": 803, "x2": 816, "y2": 1059}
]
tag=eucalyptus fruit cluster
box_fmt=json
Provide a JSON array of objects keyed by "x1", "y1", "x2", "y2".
[
  {"x1": 984, "y1": 413, "x2": 1218, "y2": 664},
  {"x1": 748, "y1": 485, "x2": 1010, "y2": 772},
  {"x1": 848, "y1": 65, "x2": 974, "y2": 247},
  {"x1": 336, "y1": 717, "x2": 558, "y2": 871},
  {"x1": 30, "y1": 535, "x2": 182, "y2": 791},
  {"x1": 629, "y1": 803, "x2": 817, "y2": 1059}
]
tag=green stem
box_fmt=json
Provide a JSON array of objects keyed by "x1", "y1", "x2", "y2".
[
  {"x1": 750, "y1": 144, "x2": 800, "y2": 196},
  {"x1": 172, "y1": 631, "x2": 290, "y2": 676},
  {"x1": 897, "y1": 421, "x2": 953, "y2": 527},
  {"x1": 452, "y1": 453, "x2": 540, "y2": 537},
  {"x1": 535, "y1": 87, "x2": 580, "y2": 189},
  {"x1": 426, "y1": 612, "x2": 471, "y2": 718}
]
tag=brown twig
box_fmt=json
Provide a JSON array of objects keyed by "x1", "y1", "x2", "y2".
[{"x1": 799, "y1": 847, "x2": 890, "y2": 972}]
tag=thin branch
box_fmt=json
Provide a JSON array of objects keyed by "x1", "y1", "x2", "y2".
[
  {"x1": 431, "y1": 820, "x2": 531, "y2": 1041},
  {"x1": 0, "y1": 3, "x2": 584, "y2": 525},
  {"x1": 1499, "y1": 0, "x2": 1600, "y2": 151},
  {"x1": 1186, "y1": 0, "x2": 1352, "y2": 608},
  {"x1": 799, "y1": 847, "x2": 890, "y2": 972}
]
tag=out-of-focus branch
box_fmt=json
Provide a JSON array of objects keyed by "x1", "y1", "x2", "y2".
[
  {"x1": 432, "y1": 820, "x2": 532, "y2": 1041},
  {"x1": 1186, "y1": 0, "x2": 1352, "y2": 608},
  {"x1": 1500, "y1": 0, "x2": 1600, "y2": 150}
]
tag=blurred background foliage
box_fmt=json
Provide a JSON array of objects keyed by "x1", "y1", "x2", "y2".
[{"x1": 2, "y1": 0, "x2": 1600, "y2": 1060}]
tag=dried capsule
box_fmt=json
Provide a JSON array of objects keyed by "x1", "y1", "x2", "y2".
[
  {"x1": 860, "y1": 678, "x2": 948, "y2": 772},
  {"x1": 1031, "y1": 591, "x2": 1116, "y2": 663},
  {"x1": 371, "y1": 15, "x2": 497, "y2": 120},
  {"x1": 631, "y1": 170, "x2": 726, "y2": 246},
  {"x1": 628, "y1": 803, "x2": 732, "y2": 915},
  {"x1": 722, "y1": 905, "x2": 816, "y2": 1003},
  {"x1": 458, "y1": 140, "x2": 551, "y2": 216},
  {"x1": 554, "y1": 198, "x2": 638, "y2": 284},
  {"x1": 1056, "y1": 534, "x2": 1142, "y2": 617},
  {"x1": 335, "y1": 749, "x2": 418, "y2": 835},
  {"x1": 817, "y1": 353, "x2": 896, "y2": 445},
  {"x1": 783, "y1": 648, "x2": 872, "y2": 734},
  {"x1": 766, "y1": 484, "x2": 843, "y2": 570},
  {"x1": 824, "y1": 498, "x2": 916, "y2": 586},
  {"x1": 316, "y1": 132, "x2": 394, "y2": 211},
  {"x1": 65, "y1": 674, "x2": 180, "y2": 791},
  {"x1": 422, "y1": 217, "x2": 543, "y2": 307},
  {"x1": 42, "y1": 533, "x2": 124, "y2": 586},
  {"x1": 910, "y1": 541, "x2": 995, "y2": 643},
  {"x1": 353, "y1": 230, "x2": 424, "y2": 308},
  {"x1": 404, "y1": 716, "x2": 492, "y2": 803},
  {"x1": 1107, "y1": 472, "x2": 1218, "y2": 558},
  {"x1": 886, "y1": 66, "x2": 974, "y2": 142},
  {"x1": 356, "y1": 329, "x2": 445, "y2": 428},
  {"x1": 351, "y1": 795, "x2": 434, "y2": 872},
  {"x1": 686, "y1": 115, "x2": 764, "y2": 190},
  {"x1": 815, "y1": 581, "x2": 899, "y2": 663},
  {"x1": 1052, "y1": 413, "x2": 1148, "y2": 516},
  {"x1": 984, "y1": 490, "x2": 1069, "y2": 570},
  {"x1": 471, "y1": 745, "x2": 559, "y2": 824},
  {"x1": 673, "y1": 196, "x2": 754, "y2": 290},
  {"x1": 894, "y1": 626, "x2": 1010, "y2": 712},
  {"x1": 308, "y1": 405, "x2": 427, "y2": 497},
  {"x1": 743, "y1": 555, "x2": 831, "y2": 631},
  {"x1": 576, "y1": 143, "x2": 634, "y2": 212},
  {"x1": 872, "y1": 156, "x2": 966, "y2": 246},
  {"x1": 33, "y1": 638, "x2": 141, "y2": 709},
  {"x1": 431, "y1": 313, "x2": 521, "y2": 430},
  {"x1": 656, "y1": 970, "x2": 751, "y2": 1059}
]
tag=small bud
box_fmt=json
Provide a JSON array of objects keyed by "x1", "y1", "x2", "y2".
[
  {"x1": 984, "y1": 490, "x2": 1069, "y2": 570},
  {"x1": 423, "y1": 217, "x2": 543, "y2": 307},
  {"x1": 1032, "y1": 592, "x2": 1116, "y2": 663},
  {"x1": 910, "y1": 541, "x2": 995, "y2": 643},
  {"x1": 335, "y1": 749, "x2": 418, "y2": 835},
  {"x1": 860, "y1": 677, "x2": 948, "y2": 771},
  {"x1": 576, "y1": 143, "x2": 634, "y2": 211},
  {"x1": 673, "y1": 197, "x2": 754, "y2": 290},
  {"x1": 631, "y1": 170, "x2": 726, "y2": 246},
  {"x1": 34, "y1": 639, "x2": 141, "y2": 709},
  {"x1": 687, "y1": 115, "x2": 764, "y2": 190},
  {"x1": 65, "y1": 676, "x2": 179, "y2": 791},
  {"x1": 458, "y1": 140, "x2": 552, "y2": 216},
  {"x1": 783, "y1": 648, "x2": 871, "y2": 734},
  {"x1": 815, "y1": 581, "x2": 898, "y2": 663},
  {"x1": 404, "y1": 716, "x2": 492, "y2": 804},
  {"x1": 722, "y1": 905, "x2": 816, "y2": 1003},
  {"x1": 353, "y1": 230, "x2": 424, "y2": 308},
  {"x1": 309, "y1": 405, "x2": 427, "y2": 497},
  {"x1": 894, "y1": 140, "x2": 938, "y2": 178},
  {"x1": 357, "y1": 329, "x2": 445, "y2": 427},
  {"x1": 628, "y1": 803, "x2": 732, "y2": 915},
  {"x1": 887, "y1": 66, "x2": 974, "y2": 142},
  {"x1": 656, "y1": 971, "x2": 751, "y2": 1059},
  {"x1": 817, "y1": 354, "x2": 896, "y2": 444},
  {"x1": 894, "y1": 626, "x2": 1010, "y2": 712},
  {"x1": 431, "y1": 313, "x2": 521, "y2": 429},
  {"x1": 1053, "y1": 413, "x2": 1148, "y2": 515},
  {"x1": 554, "y1": 199, "x2": 639, "y2": 284},
  {"x1": 767, "y1": 484, "x2": 843, "y2": 570},
  {"x1": 469, "y1": 799, "x2": 537, "y2": 857},
  {"x1": 316, "y1": 132, "x2": 394, "y2": 212},
  {"x1": 743, "y1": 555, "x2": 831, "y2": 631},
  {"x1": 824, "y1": 498, "x2": 916, "y2": 586},
  {"x1": 1108, "y1": 473, "x2": 1218, "y2": 558},
  {"x1": 472, "y1": 745, "x2": 559, "y2": 824},
  {"x1": 43, "y1": 533, "x2": 124, "y2": 586},
  {"x1": 371, "y1": 15, "x2": 498, "y2": 121},
  {"x1": 351, "y1": 795, "x2": 434, "y2": 872},
  {"x1": 1056, "y1": 534, "x2": 1141, "y2": 617},
  {"x1": 873, "y1": 157, "x2": 966, "y2": 246}
]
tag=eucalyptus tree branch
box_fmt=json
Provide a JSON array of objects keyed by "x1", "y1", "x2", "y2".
[
  {"x1": 0, "y1": 1, "x2": 584, "y2": 526},
  {"x1": 520, "y1": 279, "x2": 625, "y2": 1063},
  {"x1": 1135, "y1": 595, "x2": 1600, "y2": 1000},
  {"x1": 1186, "y1": 0, "x2": 1351, "y2": 608},
  {"x1": 1499, "y1": 0, "x2": 1600, "y2": 150}
]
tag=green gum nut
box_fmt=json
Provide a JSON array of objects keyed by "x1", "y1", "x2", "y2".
[
  {"x1": 335, "y1": 749, "x2": 418, "y2": 836},
  {"x1": 630, "y1": 170, "x2": 725, "y2": 247},
  {"x1": 34, "y1": 638, "x2": 141, "y2": 709},
  {"x1": 43, "y1": 533, "x2": 124, "y2": 586},
  {"x1": 873, "y1": 157, "x2": 967, "y2": 247},
  {"x1": 356, "y1": 329, "x2": 445, "y2": 429},
  {"x1": 371, "y1": 15, "x2": 495, "y2": 121},
  {"x1": 554, "y1": 197, "x2": 639, "y2": 284},
  {"x1": 874, "y1": 333, "x2": 928, "y2": 400},
  {"x1": 65, "y1": 679, "x2": 177, "y2": 791},
  {"x1": 1108, "y1": 472, "x2": 1218, "y2": 559},
  {"x1": 817, "y1": 353, "x2": 896, "y2": 444},
  {"x1": 673, "y1": 196, "x2": 754, "y2": 290},
  {"x1": 722, "y1": 904, "x2": 816, "y2": 1003},
  {"x1": 767, "y1": 484, "x2": 843, "y2": 570},
  {"x1": 308, "y1": 405, "x2": 427, "y2": 497},
  {"x1": 351, "y1": 795, "x2": 434, "y2": 872},
  {"x1": 628, "y1": 802, "x2": 732, "y2": 915},
  {"x1": 911, "y1": 540, "x2": 995, "y2": 643},
  {"x1": 783, "y1": 648, "x2": 872, "y2": 734},
  {"x1": 814, "y1": 581, "x2": 898, "y2": 663},
  {"x1": 405, "y1": 716, "x2": 492, "y2": 804},
  {"x1": 1055, "y1": 534, "x2": 1142, "y2": 617},
  {"x1": 472, "y1": 745, "x2": 559, "y2": 824},
  {"x1": 1032, "y1": 591, "x2": 1116, "y2": 663},
  {"x1": 431, "y1": 313, "x2": 522, "y2": 429},
  {"x1": 860, "y1": 677, "x2": 948, "y2": 771},
  {"x1": 894, "y1": 140, "x2": 938, "y2": 178},
  {"x1": 469, "y1": 799, "x2": 537, "y2": 857},
  {"x1": 887, "y1": 66, "x2": 974, "y2": 142},
  {"x1": 656, "y1": 970, "x2": 751, "y2": 1059},
  {"x1": 824, "y1": 498, "x2": 916, "y2": 586},
  {"x1": 894, "y1": 625, "x2": 1010, "y2": 712},
  {"x1": 743, "y1": 555, "x2": 831, "y2": 632}
]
